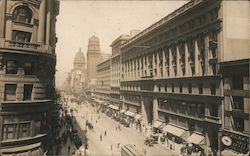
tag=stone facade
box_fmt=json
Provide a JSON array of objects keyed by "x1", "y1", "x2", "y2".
[
  {"x1": 95, "y1": 58, "x2": 111, "y2": 104},
  {"x1": 87, "y1": 35, "x2": 101, "y2": 89},
  {"x1": 0, "y1": 0, "x2": 59, "y2": 155},
  {"x1": 120, "y1": 0, "x2": 249, "y2": 155},
  {"x1": 63, "y1": 48, "x2": 86, "y2": 94}
]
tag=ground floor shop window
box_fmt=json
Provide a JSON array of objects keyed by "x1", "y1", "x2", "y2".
[{"x1": 2, "y1": 122, "x2": 31, "y2": 140}]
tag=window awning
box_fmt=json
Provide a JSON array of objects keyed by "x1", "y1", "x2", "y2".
[
  {"x1": 109, "y1": 105, "x2": 119, "y2": 110},
  {"x1": 134, "y1": 114, "x2": 142, "y2": 120},
  {"x1": 125, "y1": 111, "x2": 135, "y2": 117},
  {"x1": 221, "y1": 149, "x2": 239, "y2": 156},
  {"x1": 187, "y1": 133, "x2": 205, "y2": 145},
  {"x1": 153, "y1": 120, "x2": 164, "y2": 129},
  {"x1": 162, "y1": 124, "x2": 186, "y2": 137},
  {"x1": 120, "y1": 109, "x2": 126, "y2": 113}
]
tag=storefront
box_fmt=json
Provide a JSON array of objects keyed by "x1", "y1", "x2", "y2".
[
  {"x1": 108, "y1": 104, "x2": 120, "y2": 119},
  {"x1": 153, "y1": 120, "x2": 165, "y2": 133},
  {"x1": 162, "y1": 124, "x2": 187, "y2": 144},
  {"x1": 221, "y1": 131, "x2": 249, "y2": 155},
  {"x1": 186, "y1": 132, "x2": 205, "y2": 152},
  {"x1": 124, "y1": 111, "x2": 136, "y2": 127}
]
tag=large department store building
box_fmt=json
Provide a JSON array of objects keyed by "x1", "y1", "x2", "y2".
[
  {"x1": 0, "y1": 0, "x2": 59, "y2": 155},
  {"x1": 120, "y1": 0, "x2": 249, "y2": 155}
]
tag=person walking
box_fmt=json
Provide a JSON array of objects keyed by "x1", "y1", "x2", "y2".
[
  {"x1": 100, "y1": 134, "x2": 102, "y2": 141},
  {"x1": 104, "y1": 130, "x2": 107, "y2": 136}
]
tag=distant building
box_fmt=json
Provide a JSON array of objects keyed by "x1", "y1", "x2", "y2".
[
  {"x1": 87, "y1": 35, "x2": 101, "y2": 89},
  {"x1": 62, "y1": 48, "x2": 86, "y2": 94},
  {"x1": 0, "y1": 0, "x2": 59, "y2": 155}
]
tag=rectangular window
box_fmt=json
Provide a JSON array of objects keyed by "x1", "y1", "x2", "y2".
[
  {"x1": 4, "y1": 84, "x2": 17, "y2": 101},
  {"x1": 232, "y1": 96, "x2": 244, "y2": 110},
  {"x1": 179, "y1": 83, "x2": 183, "y2": 93},
  {"x1": 233, "y1": 117, "x2": 244, "y2": 132},
  {"x1": 23, "y1": 84, "x2": 33, "y2": 101},
  {"x1": 158, "y1": 84, "x2": 161, "y2": 92},
  {"x1": 165, "y1": 84, "x2": 168, "y2": 92},
  {"x1": 6, "y1": 60, "x2": 18, "y2": 74},
  {"x1": 232, "y1": 76, "x2": 243, "y2": 90},
  {"x1": 19, "y1": 122, "x2": 30, "y2": 138},
  {"x1": 188, "y1": 84, "x2": 192, "y2": 93},
  {"x1": 210, "y1": 83, "x2": 216, "y2": 95},
  {"x1": 198, "y1": 83, "x2": 203, "y2": 94},
  {"x1": 12, "y1": 30, "x2": 31, "y2": 42},
  {"x1": 24, "y1": 62, "x2": 34, "y2": 75},
  {"x1": 171, "y1": 84, "x2": 174, "y2": 92},
  {"x1": 3, "y1": 124, "x2": 16, "y2": 140}
]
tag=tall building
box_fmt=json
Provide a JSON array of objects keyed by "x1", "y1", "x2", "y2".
[
  {"x1": 110, "y1": 35, "x2": 131, "y2": 114},
  {"x1": 95, "y1": 58, "x2": 111, "y2": 108},
  {"x1": 62, "y1": 48, "x2": 86, "y2": 94},
  {"x1": 0, "y1": 0, "x2": 59, "y2": 155},
  {"x1": 71, "y1": 48, "x2": 86, "y2": 93},
  {"x1": 120, "y1": 0, "x2": 249, "y2": 155},
  {"x1": 87, "y1": 35, "x2": 101, "y2": 88}
]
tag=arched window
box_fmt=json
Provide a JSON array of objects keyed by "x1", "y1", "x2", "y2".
[{"x1": 13, "y1": 6, "x2": 32, "y2": 24}]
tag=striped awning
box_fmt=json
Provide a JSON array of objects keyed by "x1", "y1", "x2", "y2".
[
  {"x1": 109, "y1": 104, "x2": 119, "y2": 110},
  {"x1": 162, "y1": 124, "x2": 186, "y2": 137},
  {"x1": 134, "y1": 114, "x2": 142, "y2": 120},
  {"x1": 153, "y1": 120, "x2": 164, "y2": 129},
  {"x1": 187, "y1": 133, "x2": 205, "y2": 145},
  {"x1": 125, "y1": 111, "x2": 135, "y2": 117},
  {"x1": 120, "y1": 109, "x2": 126, "y2": 113}
]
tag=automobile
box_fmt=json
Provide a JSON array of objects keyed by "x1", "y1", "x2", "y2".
[{"x1": 144, "y1": 137, "x2": 154, "y2": 146}]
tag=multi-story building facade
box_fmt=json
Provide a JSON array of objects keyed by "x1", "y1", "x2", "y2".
[
  {"x1": 87, "y1": 35, "x2": 101, "y2": 89},
  {"x1": 120, "y1": 0, "x2": 249, "y2": 155},
  {"x1": 95, "y1": 58, "x2": 111, "y2": 109},
  {"x1": 220, "y1": 59, "x2": 250, "y2": 155},
  {"x1": 0, "y1": 0, "x2": 59, "y2": 155},
  {"x1": 110, "y1": 35, "x2": 131, "y2": 111}
]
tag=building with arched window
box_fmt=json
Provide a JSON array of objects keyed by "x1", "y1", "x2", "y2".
[{"x1": 0, "y1": 0, "x2": 59, "y2": 155}]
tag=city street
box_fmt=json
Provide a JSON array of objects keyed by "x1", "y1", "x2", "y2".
[{"x1": 66, "y1": 97, "x2": 177, "y2": 156}]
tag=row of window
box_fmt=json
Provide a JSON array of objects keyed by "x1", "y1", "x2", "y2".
[
  {"x1": 121, "y1": 82, "x2": 217, "y2": 95},
  {"x1": 158, "y1": 112, "x2": 203, "y2": 133},
  {"x1": 158, "y1": 99, "x2": 206, "y2": 118},
  {"x1": 5, "y1": 84, "x2": 33, "y2": 101},
  {"x1": 6, "y1": 60, "x2": 34, "y2": 75}
]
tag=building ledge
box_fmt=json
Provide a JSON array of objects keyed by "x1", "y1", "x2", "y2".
[{"x1": 0, "y1": 134, "x2": 46, "y2": 147}]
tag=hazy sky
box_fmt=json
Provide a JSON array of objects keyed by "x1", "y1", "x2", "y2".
[{"x1": 55, "y1": 0, "x2": 187, "y2": 87}]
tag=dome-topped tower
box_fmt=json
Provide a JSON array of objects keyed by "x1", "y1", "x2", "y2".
[
  {"x1": 74, "y1": 48, "x2": 86, "y2": 71},
  {"x1": 87, "y1": 35, "x2": 101, "y2": 86},
  {"x1": 88, "y1": 35, "x2": 100, "y2": 53}
]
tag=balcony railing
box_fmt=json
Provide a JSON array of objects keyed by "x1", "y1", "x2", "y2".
[
  {"x1": 1, "y1": 40, "x2": 54, "y2": 55},
  {"x1": 7, "y1": 40, "x2": 40, "y2": 49}
]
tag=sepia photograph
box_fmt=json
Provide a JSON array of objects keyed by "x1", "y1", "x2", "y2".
[{"x1": 0, "y1": 0, "x2": 249, "y2": 155}]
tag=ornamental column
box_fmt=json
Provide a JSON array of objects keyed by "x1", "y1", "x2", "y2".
[
  {"x1": 194, "y1": 38, "x2": 200, "y2": 76},
  {"x1": 38, "y1": 0, "x2": 46, "y2": 44},
  {"x1": 0, "y1": 0, "x2": 6, "y2": 38},
  {"x1": 152, "y1": 97, "x2": 158, "y2": 123},
  {"x1": 46, "y1": 0, "x2": 51, "y2": 45}
]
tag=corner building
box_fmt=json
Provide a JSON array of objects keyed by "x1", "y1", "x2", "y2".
[
  {"x1": 0, "y1": 0, "x2": 59, "y2": 155},
  {"x1": 120, "y1": 0, "x2": 249, "y2": 155}
]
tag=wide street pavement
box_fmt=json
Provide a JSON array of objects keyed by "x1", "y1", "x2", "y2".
[{"x1": 66, "y1": 98, "x2": 177, "y2": 156}]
